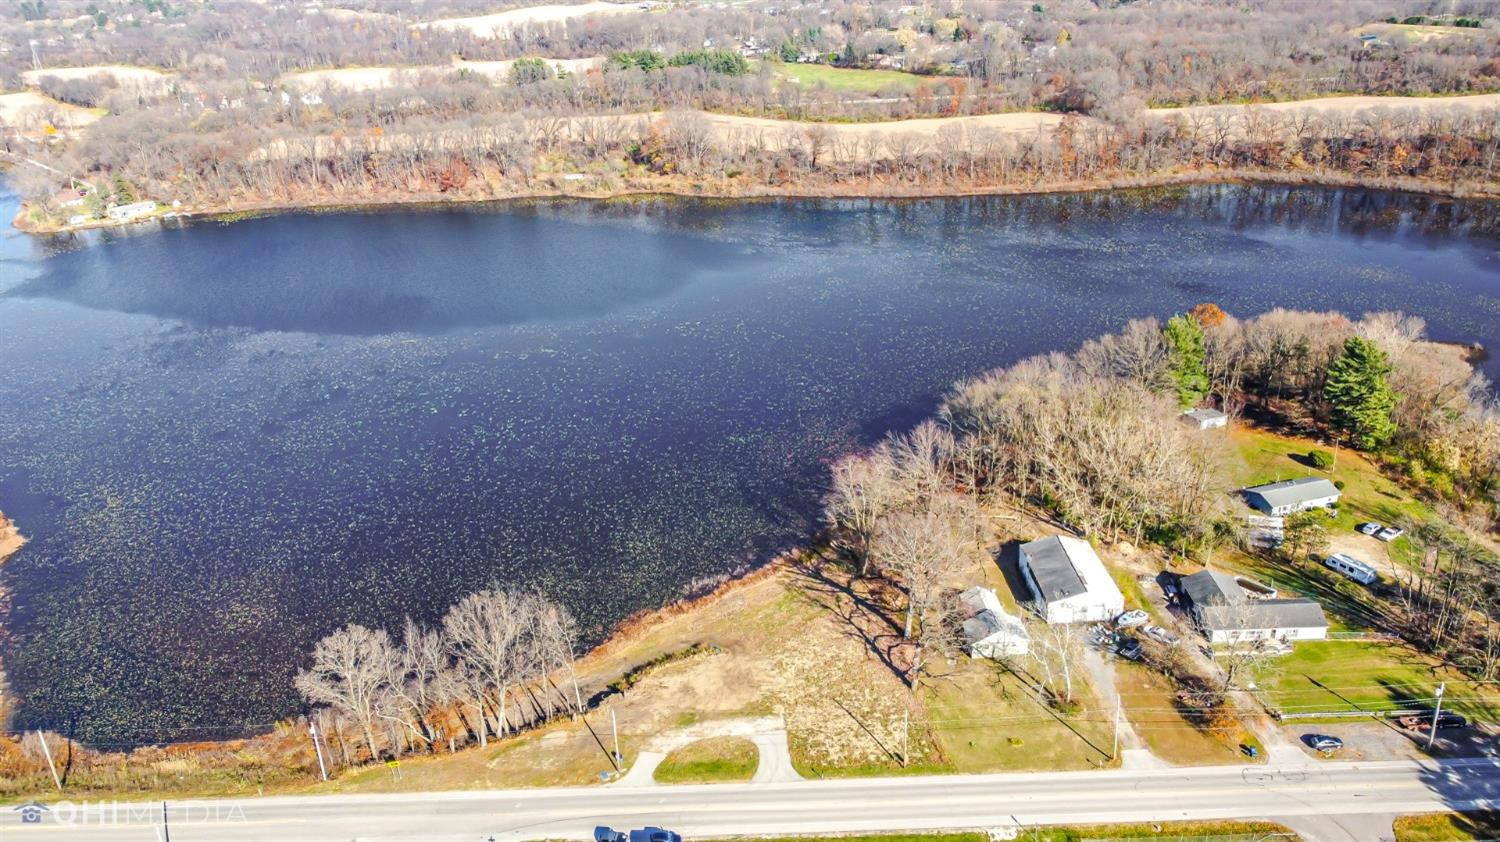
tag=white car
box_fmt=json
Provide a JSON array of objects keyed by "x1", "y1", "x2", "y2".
[
  {"x1": 1143, "y1": 624, "x2": 1179, "y2": 645},
  {"x1": 1114, "y1": 609, "x2": 1149, "y2": 628},
  {"x1": 1357, "y1": 522, "x2": 1382, "y2": 536},
  {"x1": 1376, "y1": 526, "x2": 1405, "y2": 542}
]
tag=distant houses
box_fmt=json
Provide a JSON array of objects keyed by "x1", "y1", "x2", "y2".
[
  {"x1": 1018, "y1": 534, "x2": 1125, "y2": 624},
  {"x1": 957, "y1": 586, "x2": 1029, "y2": 658},
  {"x1": 1179, "y1": 569, "x2": 1328, "y2": 645},
  {"x1": 1180, "y1": 407, "x2": 1228, "y2": 430},
  {"x1": 1242, "y1": 477, "x2": 1341, "y2": 516}
]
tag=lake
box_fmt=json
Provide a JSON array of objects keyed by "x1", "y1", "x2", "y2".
[{"x1": 0, "y1": 186, "x2": 1497, "y2": 745}]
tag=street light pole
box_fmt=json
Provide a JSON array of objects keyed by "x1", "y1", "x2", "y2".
[{"x1": 1427, "y1": 682, "x2": 1446, "y2": 751}]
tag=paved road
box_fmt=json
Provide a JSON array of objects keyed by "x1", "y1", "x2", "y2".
[{"x1": 3, "y1": 758, "x2": 1497, "y2": 841}]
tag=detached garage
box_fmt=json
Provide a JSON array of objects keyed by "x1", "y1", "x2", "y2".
[{"x1": 1018, "y1": 534, "x2": 1125, "y2": 625}]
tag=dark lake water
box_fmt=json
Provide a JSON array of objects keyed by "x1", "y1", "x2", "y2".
[{"x1": 1, "y1": 186, "x2": 1498, "y2": 745}]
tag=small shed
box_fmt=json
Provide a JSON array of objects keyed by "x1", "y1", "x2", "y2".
[
  {"x1": 958, "y1": 586, "x2": 1029, "y2": 658},
  {"x1": 1181, "y1": 407, "x2": 1228, "y2": 430},
  {"x1": 1242, "y1": 477, "x2": 1341, "y2": 516}
]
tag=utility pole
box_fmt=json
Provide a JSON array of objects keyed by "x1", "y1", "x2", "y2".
[
  {"x1": 1111, "y1": 696, "x2": 1121, "y2": 760},
  {"x1": 901, "y1": 709, "x2": 910, "y2": 767},
  {"x1": 309, "y1": 722, "x2": 329, "y2": 782},
  {"x1": 35, "y1": 731, "x2": 62, "y2": 791},
  {"x1": 610, "y1": 709, "x2": 621, "y2": 767},
  {"x1": 1427, "y1": 682, "x2": 1446, "y2": 751}
]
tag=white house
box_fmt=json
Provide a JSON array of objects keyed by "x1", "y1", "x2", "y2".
[
  {"x1": 106, "y1": 200, "x2": 157, "y2": 222},
  {"x1": 1179, "y1": 569, "x2": 1327, "y2": 645},
  {"x1": 1018, "y1": 535, "x2": 1125, "y2": 624},
  {"x1": 1181, "y1": 408, "x2": 1229, "y2": 430},
  {"x1": 1242, "y1": 477, "x2": 1341, "y2": 516},
  {"x1": 957, "y1": 586, "x2": 1029, "y2": 658}
]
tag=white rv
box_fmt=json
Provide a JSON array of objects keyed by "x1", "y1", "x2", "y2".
[{"x1": 1324, "y1": 552, "x2": 1378, "y2": 585}]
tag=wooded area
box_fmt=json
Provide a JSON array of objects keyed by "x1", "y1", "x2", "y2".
[{"x1": 2, "y1": 0, "x2": 1498, "y2": 221}]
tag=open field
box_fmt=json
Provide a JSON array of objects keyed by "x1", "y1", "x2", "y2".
[
  {"x1": 417, "y1": 2, "x2": 645, "y2": 38},
  {"x1": 653, "y1": 736, "x2": 759, "y2": 783},
  {"x1": 22, "y1": 64, "x2": 171, "y2": 94},
  {"x1": 1394, "y1": 812, "x2": 1500, "y2": 841},
  {"x1": 770, "y1": 62, "x2": 925, "y2": 94},
  {"x1": 740, "y1": 826, "x2": 1296, "y2": 842},
  {"x1": 1261, "y1": 641, "x2": 1500, "y2": 720},
  {"x1": 1358, "y1": 23, "x2": 1489, "y2": 44},
  {"x1": 0, "y1": 91, "x2": 100, "y2": 130},
  {"x1": 284, "y1": 58, "x2": 606, "y2": 92}
]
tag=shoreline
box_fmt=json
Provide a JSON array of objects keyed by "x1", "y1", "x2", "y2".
[{"x1": 14, "y1": 167, "x2": 1500, "y2": 236}]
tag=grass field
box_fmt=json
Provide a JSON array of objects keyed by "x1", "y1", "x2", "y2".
[
  {"x1": 749, "y1": 821, "x2": 1296, "y2": 841},
  {"x1": 654, "y1": 737, "x2": 759, "y2": 784},
  {"x1": 1260, "y1": 641, "x2": 1500, "y2": 719},
  {"x1": 921, "y1": 659, "x2": 1117, "y2": 774},
  {"x1": 1394, "y1": 812, "x2": 1500, "y2": 841},
  {"x1": 767, "y1": 61, "x2": 925, "y2": 94},
  {"x1": 1113, "y1": 662, "x2": 1248, "y2": 765}
]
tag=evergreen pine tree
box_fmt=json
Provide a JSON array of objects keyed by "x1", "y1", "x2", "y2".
[
  {"x1": 1163, "y1": 313, "x2": 1209, "y2": 408},
  {"x1": 1323, "y1": 336, "x2": 1399, "y2": 449}
]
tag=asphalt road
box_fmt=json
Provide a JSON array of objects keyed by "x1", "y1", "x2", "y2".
[{"x1": 3, "y1": 757, "x2": 1497, "y2": 841}]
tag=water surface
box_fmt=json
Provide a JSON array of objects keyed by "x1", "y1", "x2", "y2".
[{"x1": 1, "y1": 187, "x2": 1497, "y2": 744}]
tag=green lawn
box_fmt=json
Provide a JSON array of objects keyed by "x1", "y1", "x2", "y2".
[
  {"x1": 1394, "y1": 812, "x2": 1500, "y2": 841},
  {"x1": 653, "y1": 737, "x2": 759, "y2": 784},
  {"x1": 766, "y1": 61, "x2": 925, "y2": 94},
  {"x1": 921, "y1": 659, "x2": 1116, "y2": 773},
  {"x1": 747, "y1": 822, "x2": 1294, "y2": 841},
  {"x1": 1230, "y1": 427, "x2": 1434, "y2": 543},
  {"x1": 1260, "y1": 641, "x2": 1500, "y2": 719}
]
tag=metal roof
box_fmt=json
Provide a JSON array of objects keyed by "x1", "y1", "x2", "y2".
[
  {"x1": 1180, "y1": 569, "x2": 1246, "y2": 608},
  {"x1": 1243, "y1": 477, "x2": 1340, "y2": 509},
  {"x1": 1199, "y1": 599, "x2": 1328, "y2": 632},
  {"x1": 1020, "y1": 536, "x2": 1087, "y2": 602}
]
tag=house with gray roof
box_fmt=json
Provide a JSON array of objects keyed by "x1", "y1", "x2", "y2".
[
  {"x1": 1178, "y1": 569, "x2": 1328, "y2": 645},
  {"x1": 957, "y1": 586, "x2": 1029, "y2": 659},
  {"x1": 1242, "y1": 477, "x2": 1340, "y2": 516},
  {"x1": 1018, "y1": 535, "x2": 1125, "y2": 624}
]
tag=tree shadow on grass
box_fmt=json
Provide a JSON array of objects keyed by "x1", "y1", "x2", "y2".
[{"x1": 787, "y1": 553, "x2": 912, "y2": 686}]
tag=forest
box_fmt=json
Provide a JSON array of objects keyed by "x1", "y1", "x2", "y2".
[{"x1": 1, "y1": 0, "x2": 1498, "y2": 222}]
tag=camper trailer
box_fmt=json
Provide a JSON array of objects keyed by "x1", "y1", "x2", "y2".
[{"x1": 1324, "y1": 552, "x2": 1378, "y2": 586}]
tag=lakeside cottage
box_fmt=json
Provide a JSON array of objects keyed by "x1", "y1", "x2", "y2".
[
  {"x1": 957, "y1": 586, "x2": 1030, "y2": 659},
  {"x1": 1179, "y1": 569, "x2": 1328, "y2": 645},
  {"x1": 1180, "y1": 407, "x2": 1229, "y2": 430},
  {"x1": 1018, "y1": 534, "x2": 1125, "y2": 624},
  {"x1": 1242, "y1": 476, "x2": 1341, "y2": 516}
]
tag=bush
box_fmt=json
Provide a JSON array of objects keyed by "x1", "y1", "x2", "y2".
[
  {"x1": 1308, "y1": 449, "x2": 1335, "y2": 470},
  {"x1": 1333, "y1": 479, "x2": 1346, "y2": 490},
  {"x1": 509, "y1": 57, "x2": 554, "y2": 84}
]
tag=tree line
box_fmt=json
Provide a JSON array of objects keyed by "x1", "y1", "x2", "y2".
[{"x1": 295, "y1": 587, "x2": 582, "y2": 767}]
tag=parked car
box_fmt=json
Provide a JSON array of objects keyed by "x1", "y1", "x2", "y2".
[
  {"x1": 1143, "y1": 624, "x2": 1179, "y2": 645},
  {"x1": 630, "y1": 829, "x2": 684, "y2": 842},
  {"x1": 1358, "y1": 522, "x2": 1382, "y2": 536},
  {"x1": 1117, "y1": 637, "x2": 1144, "y2": 661},
  {"x1": 595, "y1": 828, "x2": 628, "y2": 842},
  {"x1": 1114, "y1": 609, "x2": 1149, "y2": 628},
  {"x1": 1376, "y1": 526, "x2": 1405, "y2": 542},
  {"x1": 1304, "y1": 734, "x2": 1344, "y2": 753}
]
